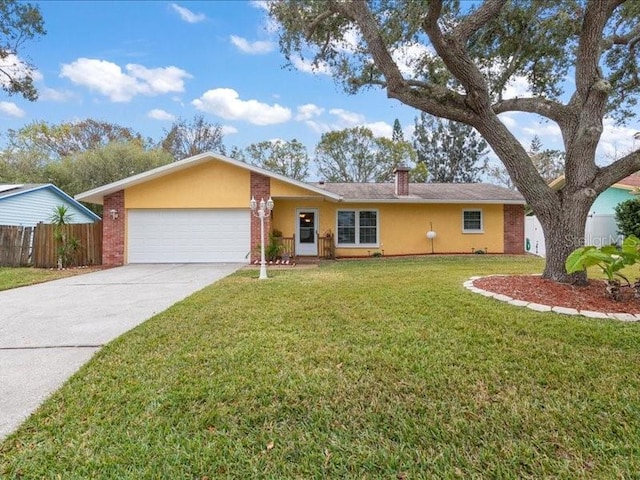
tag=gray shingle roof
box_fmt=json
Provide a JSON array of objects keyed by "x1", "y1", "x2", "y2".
[
  {"x1": 311, "y1": 182, "x2": 524, "y2": 203},
  {"x1": 0, "y1": 184, "x2": 45, "y2": 199}
]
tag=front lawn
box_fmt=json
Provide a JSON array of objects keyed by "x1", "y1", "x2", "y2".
[
  {"x1": 2, "y1": 256, "x2": 640, "y2": 478},
  {"x1": 0, "y1": 267, "x2": 97, "y2": 291}
]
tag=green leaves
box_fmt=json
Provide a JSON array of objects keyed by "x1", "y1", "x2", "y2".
[{"x1": 565, "y1": 235, "x2": 640, "y2": 282}]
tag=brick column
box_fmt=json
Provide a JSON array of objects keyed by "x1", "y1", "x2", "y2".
[
  {"x1": 504, "y1": 204, "x2": 525, "y2": 254},
  {"x1": 103, "y1": 190, "x2": 125, "y2": 266},
  {"x1": 250, "y1": 172, "x2": 271, "y2": 263}
]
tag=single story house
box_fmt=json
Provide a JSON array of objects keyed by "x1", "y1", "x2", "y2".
[
  {"x1": 0, "y1": 183, "x2": 100, "y2": 226},
  {"x1": 75, "y1": 152, "x2": 525, "y2": 266}
]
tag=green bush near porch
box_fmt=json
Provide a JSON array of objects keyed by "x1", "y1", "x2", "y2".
[{"x1": 1, "y1": 256, "x2": 640, "y2": 478}]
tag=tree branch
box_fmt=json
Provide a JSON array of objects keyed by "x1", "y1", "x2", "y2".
[
  {"x1": 593, "y1": 148, "x2": 640, "y2": 191},
  {"x1": 338, "y1": 0, "x2": 474, "y2": 123},
  {"x1": 453, "y1": 0, "x2": 507, "y2": 42},
  {"x1": 492, "y1": 97, "x2": 569, "y2": 123}
]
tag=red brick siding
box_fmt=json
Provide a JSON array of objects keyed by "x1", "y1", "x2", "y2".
[
  {"x1": 250, "y1": 172, "x2": 271, "y2": 263},
  {"x1": 103, "y1": 190, "x2": 125, "y2": 266},
  {"x1": 503, "y1": 204, "x2": 525, "y2": 254}
]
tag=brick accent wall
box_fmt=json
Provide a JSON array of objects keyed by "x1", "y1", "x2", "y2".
[
  {"x1": 503, "y1": 204, "x2": 525, "y2": 254},
  {"x1": 250, "y1": 172, "x2": 271, "y2": 263},
  {"x1": 394, "y1": 166, "x2": 410, "y2": 196},
  {"x1": 103, "y1": 190, "x2": 125, "y2": 266}
]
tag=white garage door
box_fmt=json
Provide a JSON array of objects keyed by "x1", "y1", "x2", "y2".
[{"x1": 128, "y1": 209, "x2": 250, "y2": 263}]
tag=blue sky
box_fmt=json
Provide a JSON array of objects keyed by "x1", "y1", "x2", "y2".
[{"x1": 1, "y1": 1, "x2": 639, "y2": 168}]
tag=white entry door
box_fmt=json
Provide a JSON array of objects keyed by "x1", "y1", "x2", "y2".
[{"x1": 296, "y1": 209, "x2": 318, "y2": 256}]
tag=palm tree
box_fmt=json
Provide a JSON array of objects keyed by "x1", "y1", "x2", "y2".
[{"x1": 50, "y1": 205, "x2": 75, "y2": 269}]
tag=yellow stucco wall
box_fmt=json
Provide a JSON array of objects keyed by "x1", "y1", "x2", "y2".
[
  {"x1": 272, "y1": 200, "x2": 505, "y2": 256},
  {"x1": 271, "y1": 178, "x2": 325, "y2": 198},
  {"x1": 125, "y1": 161, "x2": 250, "y2": 209}
]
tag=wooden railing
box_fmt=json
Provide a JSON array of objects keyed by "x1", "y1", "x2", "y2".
[
  {"x1": 318, "y1": 233, "x2": 335, "y2": 259},
  {"x1": 279, "y1": 236, "x2": 295, "y2": 259}
]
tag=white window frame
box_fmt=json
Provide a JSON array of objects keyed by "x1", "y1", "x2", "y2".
[
  {"x1": 462, "y1": 209, "x2": 484, "y2": 233},
  {"x1": 336, "y1": 209, "x2": 379, "y2": 247}
]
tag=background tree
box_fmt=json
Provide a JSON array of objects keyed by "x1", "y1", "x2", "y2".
[
  {"x1": 413, "y1": 113, "x2": 488, "y2": 182},
  {"x1": 0, "y1": 1, "x2": 45, "y2": 101},
  {"x1": 244, "y1": 139, "x2": 309, "y2": 180},
  {"x1": 270, "y1": 0, "x2": 640, "y2": 283},
  {"x1": 489, "y1": 136, "x2": 565, "y2": 189},
  {"x1": 160, "y1": 115, "x2": 226, "y2": 160},
  {"x1": 46, "y1": 141, "x2": 173, "y2": 208},
  {"x1": 6, "y1": 119, "x2": 146, "y2": 161},
  {"x1": 315, "y1": 126, "x2": 405, "y2": 182}
]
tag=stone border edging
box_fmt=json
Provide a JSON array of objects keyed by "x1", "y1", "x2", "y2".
[{"x1": 464, "y1": 275, "x2": 640, "y2": 322}]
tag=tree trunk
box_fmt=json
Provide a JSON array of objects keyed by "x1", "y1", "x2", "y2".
[{"x1": 536, "y1": 195, "x2": 593, "y2": 284}]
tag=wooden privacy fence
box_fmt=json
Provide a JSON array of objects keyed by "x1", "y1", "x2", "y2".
[
  {"x1": 32, "y1": 222, "x2": 103, "y2": 268},
  {"x1": 0, "y1": 225, "x2": 34, "y2": 266}
]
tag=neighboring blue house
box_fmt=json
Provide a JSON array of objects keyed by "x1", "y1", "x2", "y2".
[
  {"x1": 589, "y1": 177, "x2": 640, "y2": 214},
  {"x1": 0, "y1": 184, "x2": 101, "y2": 226},
  {"x1": 527, "y1": 173, "x2": 640, "y2": 256},
  {"x1": 549, "y1": 173, "x2": 640, "y2": 214}
]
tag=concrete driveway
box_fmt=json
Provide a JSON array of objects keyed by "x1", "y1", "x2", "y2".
[{"x1": 0, "y1": 263, "x2": 242, "y2": 440}]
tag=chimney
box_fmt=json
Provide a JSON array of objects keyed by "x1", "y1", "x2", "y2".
[{"x1": 394, "y1": 165, "x2": 410, "y2": 196}]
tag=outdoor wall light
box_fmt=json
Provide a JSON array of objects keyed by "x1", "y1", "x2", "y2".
[
  {"x1": 250, "y1": 196, "x2": 274, "y2": 280},
  {"x1": 109, "y1": 209, "x2": 119, "y2": 220}
]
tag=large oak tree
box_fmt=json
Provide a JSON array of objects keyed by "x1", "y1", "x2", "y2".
[{"x1": 270, "y1": 0, "x2": 640, "y2": 283}]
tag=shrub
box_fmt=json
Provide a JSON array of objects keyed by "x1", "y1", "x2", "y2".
[{"x1": 614, "y1": 198, "x2": 640, "y2": 237}]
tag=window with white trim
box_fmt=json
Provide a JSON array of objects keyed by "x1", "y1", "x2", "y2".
[
  {"x1": 337, "y1": 210, "x2": 378, "y2": 246},
  {"x1": 462, "y1": 209, "x2": 483, "y2": 233}
]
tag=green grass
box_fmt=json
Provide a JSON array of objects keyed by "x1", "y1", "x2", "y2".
[
  {"x1": 0, "y1": 267, "x2": 96, "y2": 291},
  {"x1": 2, "y1": 256, "x2": 640, "y2": 478}
]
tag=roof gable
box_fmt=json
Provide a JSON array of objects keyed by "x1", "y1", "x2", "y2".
[
  {"x1": 75, "y1": 152, "x2": 341, "y2": 204},
  {"x1": 0, "y1": 184, "x2": 100, "y2": 225}
]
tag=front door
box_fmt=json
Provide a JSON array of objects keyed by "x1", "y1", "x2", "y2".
[{"x1": 296, "y1": 209, "x2": 318, "y2": 256}]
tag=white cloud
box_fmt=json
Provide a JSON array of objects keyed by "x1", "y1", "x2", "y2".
[
  {"x1": 295, "y1": 103, "x2": 324, "y2": 121},
  {"x1": 170, "y1": 3, "x2": 206, "y2": 23},
  {"x1": 192, "y1": 88, "x2": 291, "y2": 125},
  {"x1": 39, "y1": 87, "x2": 74, "y2": 102},
  {"x1": 329, "y1": 108, "x2": 365, "y2": 126},
  {"x1": 148, "y1": 109, "x2": 175, "y2": 121},
  {"x1": 0, "y1": 101, "x2": 24, "y2": 117},
  {"x1": 60, "y1": 58, "x2": 192, "y2": 102},
  {"x1": 363, "y1": 121, "x2": 393, "y2": 138},
  {"x1": 598, "y1": 118, "x2": 639, "y2": 161},
  {"x1": 250, "y1": 0, "x2": 269, "y2": 10},
  {"x1": 291, "y1": 55, "x2": 331, "y2": 75},
  {"x1": 522, "y1": 122, "x2": 562, "y2": 140},
  {"x1": 230, "y1": 35, "x2": 274, "y2": 55},
  {"x1": 502, "y1": 75, "x2": 532, "y2": 99},
  {"x1": 498, "y1": 113, "x2": 517, "y2": 129},
  {"x1": 221, "y1": 125, "x2": 238, "y2": 135},
  {"x1": 391, "y1": 42, "x2": 434, "y2": 76},
  {"x1": 303, "y1": 109, "x2": 393, "y2": 139}
]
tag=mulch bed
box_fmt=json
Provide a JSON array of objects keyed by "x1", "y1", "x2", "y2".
[{"x1": 473, "y1": 275, "x2": 640, "y2": 314}]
